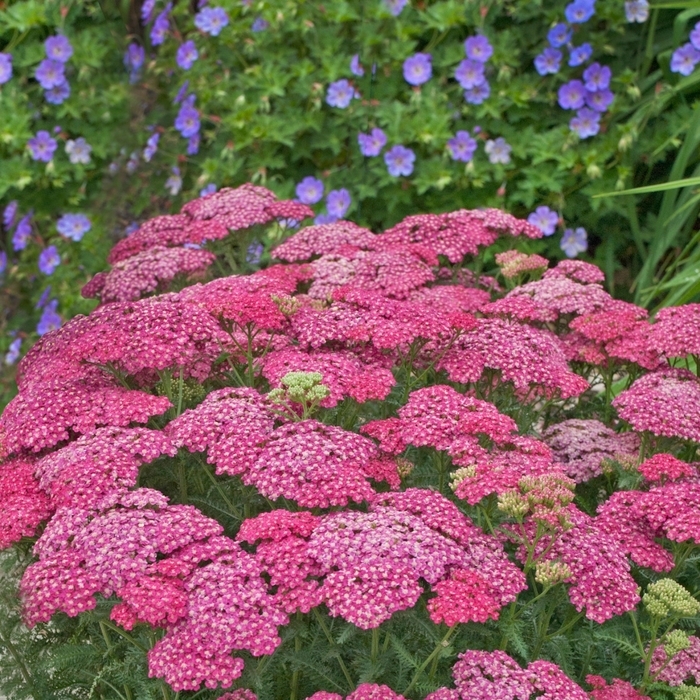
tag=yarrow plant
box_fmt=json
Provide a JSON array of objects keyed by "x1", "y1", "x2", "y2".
[{"x1": 2, "y1": 183, "x2": 700, "y2": 699}]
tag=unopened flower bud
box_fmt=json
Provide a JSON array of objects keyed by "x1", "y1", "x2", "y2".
[
  {"x1": 535, "y1": 560, "x2": 572, "y2": 587},
  {"x1": 643, "y1": 579, "x2": 700, "y2": 618},
  {"x1": 665, "y1": 629, "x2": 691, "y2": 658}
]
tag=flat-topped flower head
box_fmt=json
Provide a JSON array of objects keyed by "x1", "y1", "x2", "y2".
[
  {"x1": 649, "y1": 303, "x2": 700, "y2": 357},
  {"x1": 587, "y1": 676, "x2": 650, "y2": 699},
  {"x1": 638, "y1": 453, "x2": 696, "y2": 483},
  {"x1": 273, "y1": 220, "x2": 375, "y2": 261}
]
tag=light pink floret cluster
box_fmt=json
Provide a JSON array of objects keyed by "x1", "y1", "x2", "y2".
[
  {"x1": 649, "y1": 634, "x2": 700, "y2": 686},
  {"x1": 649, "y1": 303, "x2": 700, "y2": 357},
  {"x1": 543, "y1": 419, "x2": 640, "y2": 483},
  {"x1": 273, "y1": 220, "x2": 377, "y2": 261}
]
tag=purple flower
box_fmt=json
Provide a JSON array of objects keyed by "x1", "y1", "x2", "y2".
[
  {"x1": 295, "y1": 176, "x2": 324, "y2": 204},
  {"x1": 187, "y1": 133, "x2": 200, "y2": 155},
  {"x1": 561, "y1": 227, "x2": 588, "y2": 257},
  {"x1": 151, "y1": 4, "x2": 172, "y2": 46},
  {"x1": 548, "y1": 23, "x2": 572, "y2": 48},
  {"x1": 691, "y1": 22, "x2": 700, "y2": 51},
  {"x1": 569, "y1": 43, "x2": 593, "y2": 67},
  {"x1": 326, "y1": 79, "x2": 354, "y2": 108},
  {"x1": 485, "y1": 137, "x2": 511, "y2": 164},
  {"x1": 200, "y1": 183, "x2": 217, "y2": 196},
  {"x1": 38, "y1": 245, "x2": 60, "y2": 275},
  {"x1": 0, "y1": 251, "x2": 6, "y2": 275},
  {"x1": 246, "y1": 241, "x2": 264, "y2": 265},
  {"x1": 565, "y1": 0, "x2": 596, "y2": 24},
  {"x1": 13, "y1": 214, "x2": 32, "y2": 251},
  {"x1": 5, "y1": 338, "x2": 22, "y2": 365},
  {"x1": 446, "y1": 130, "x2": 477, "y2": 162},
  {"x1": 65, "y1": 137, "x2": 92, "y2": 164},
  {"x1": 174, "y1": 80, "x2": 190, "y2": 104},
  {"x1": 569, "y1": 108, "x2": 601, "y2": 138},
  {"x1": 384, "y1": 0, "x2": 408, "y2": 16},
  {"x1": 583, "y1": 62, "x2": 611, "y2": 91},
  {"x1": 314, "y1": 213, "x2": 338, "y2": 225},
  {"x1": 327, "y1": 189, "x2": 351, "y2": 218},
  {"x1": 455, "y1": 59, "x2": 485, "y2": 89},
  {"x1": 165, "y1": 167, "x2": 182, "y2": 196},
  {"x1": 350, "y1": 54, "x2": 364, "y2": 77},
  {"x1": 57, "y1": 213, "x2": 91, "y2": 241},
  {"x1": 464, "y1": 35, "x2": 493, "y2": 63},
  {"x1": 28, "y1": 131, "x2": 58, "y2": 162},
  {"x1": 464, "y1": 82, "x2": 490, "y2": 104},
  {"x1": 175, "y1": 98, "x2": 200, "y2": 137},
  {"x1": 403, "y1": 53, "x2": 432, "y2": 86},
  {"x1": 35, "y1": 285, "x2": 52, "y2": 309},
  {"x1": 358, "y1": 128, "x2": 387, "y2": 157},
  {"x1": 45, "y1": 81, "x2": 70, "y2": 104},
  {"x1": 141, "y1": 0, "x2": 156, "y2": 22},
  {"x1": 143, "y1": 132, "x2": 160, "y2": 161},
  {"x1": 37, "y1": 300, "x2": 61, "y2": 336},
  {"x1": 534, "y1": 48, "x2": 562, "y2": 75},
  {"x1": 384, "y1": 145, "x2": 415, "y2": 177},
  {"x1": 195, "y1": 7, "x2": 229, "y2": 36},
  {"x1": 527, "y1": 206, "x2": 559, "y2": 236},
  {"x1": 0, "y1": 53, "x2": 12, "y2": 84},
  {"x1": 558, "y1": 80, "x2": 586, "y2": 109},
  {"x1": 35, "y1": 59, "x2": 65, "y2": 89},
  {"x1": 176, "y1": 40, "x2": 199, "y2": 70},
  {"x1": 585, "y1": 88, "x2": 613, "y2": 112},
  {"x1": 45, "y1": 36, "x2": 73, "y2": 63},
  {"x1": 671, "y1": 43, "x2": 700, "y2": 76},
  {"x1": 252, "y1": 17, "x2": 269, "y2": 32},
  {"x1": 3, "y1": 201, "x2": 18, "y2": 230},
  {"x1": 125, "y1": 43, "x2": 145, "y2": 71},
  {"x1": 625, "y1": 0, "x2": 649, "y2": 23}
]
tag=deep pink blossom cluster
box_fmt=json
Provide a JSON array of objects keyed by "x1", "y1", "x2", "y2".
[
  {"x1": 273, "y1": 220, "x2": 377, "y2": 261},
  {"x1": 586, "y1": 676, "x2": 650, "y2": 700}
]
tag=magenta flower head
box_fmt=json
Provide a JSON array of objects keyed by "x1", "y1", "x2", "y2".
[
  {"x1": 326, "y1": 79, "x2": 354, "y2": 108},
  {"x1": 534, "y1": 48, "x2": 562, "y2": 75},
  {"x1": 561, "y1": 227, "x2": 588, "y2": 257},
  {"x1": 57, "y1": 213, "x2": 91, "y2": 241},
  {"x1": 176, "y1": 41, "x2": 199, "y2": 70},
  {"x1": 625, "y1": 0, "x2": 649, "y2": 22},
  {"x1": 327, "y1": 189, "x2": 351, "y2": 218},
  {"x1": 37, "y1": 300, "x2": 61, "y2": 336},
  {"x1": 13, "y1": 214, "x2": 32, "y2": 251},
  {"x1": 151, "y1": 4, "x2": 172, "y2": 45},
  {"x1": 455, "y1": 59, "x2": 485, "y2": 89},
  {"x1": 384, "y1": 0, "x2": 407, "y2": 15},
  {"x1": 528, "y1": 206, "x2": 559, "y2": 236},
  {"x1": 358, "y1": 127, "x2": 387, "y2": 157},
  {"x1": 194, "y1": 7, "x2": 229, "y2": 36},
  {"x1": 583, "y1": 62, "x2": 611, "y2": 91},
  {"x1": 464, "y1": 81, "x2": 490, "y2": 104},
  {"x1": 28, "y1": 131, "x2": 58, "y2": 162},
  {"x1": 446, "y1": 130, "x2": 477, "y2": 162},
  {"x1": 38, "y1": 245, "x2": 60, "y2": 275},
  {"x1": 350, "y1": 54, "x2": 364, "y2": 77},
  {"x1": 569, "y1": 108, "x2": 601, "y2": 138},
  {"x1": 548, "y1": 23, "x2": 572, "y2": 48},
  {"x1": 465, "y1": 35, "x2": 493, "y2": 63},
  {"x1": 569, "y1": 43, "x2": 592, "y2": 67},
  {"x1": 565, "y1": 0, "x2": 596, "y2": 24},
  {"x1": 384, "y1": 145, "x2": 415, "y2": 177},
  {"x1": 45, "y1": 36, "x2": 73, "y2": 63},
  {"x1": 558, "y1": 80, "x2": 586, "y2": 109},
  {"x1": 35, "y1": 59, "x2": 65, "y2": 89},
  {"x1": 671, "y1": 43, "x2": 700, "y2": 76},
  {"x1": 295, "y1": 177, "x2": 324, "y2": 205},
  {"x1": 403, "y1": 53, "x2": 432, "y2": 86},
  {"x1": 0, "y1": 53, "x2": 12, "y2": 84}
]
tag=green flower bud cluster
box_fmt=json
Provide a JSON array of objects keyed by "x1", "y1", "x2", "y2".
[
  {"x1": 664, "y1": 629, "x2": 692, "y2": 658},
  {"x1": 643, "y1": 579, "x2": 700, "y2": 618},
  {"x1": 450, "y1": 465, "x2": 476, "y2": 492},
  {"x1": 497, "y1": 490, "x2": 529, "y2": 519},
  {"x1": 674, "y1": 685, "x2": 700, "y2": 700},
  {"x1": 535, "y1": 560, "x2": 572, "y2": 587},
  {"x1": 268, "y1": 371, "x2": 331, "y2": 420}
]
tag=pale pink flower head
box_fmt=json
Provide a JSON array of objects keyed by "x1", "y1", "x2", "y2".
[{"x1": 649, "y1": 303, "x2": 700, "y2": 357}]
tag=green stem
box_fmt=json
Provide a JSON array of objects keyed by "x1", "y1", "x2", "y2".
[
  {"x1": 98, "y1": 619, "x2": 148, "y2": 653},
  {"x1": 403, "y1": 624, "x2": 459, "y2": 695},
  {"x1": 371, "y1": 627, "x2": 380, "y2": 666},
  {"x1": 641, "y1": 618, "x2": 661, "y2": 688},
  {"x1": 197, "y1": 458, "x2": 242, "y2": 519},
  {"x1": 177, "y1": 460, "x2": 188, "y2": 504},
  {"x1": 0, "y1": 627, "x2": 35, "y2": 693},
  {"x1": 176, "y1": 366, "x2": 184, "y2": 417},
  {"x1": 313, "y1": 609, "x2": 355, "y2": 691}
]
